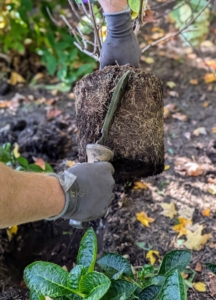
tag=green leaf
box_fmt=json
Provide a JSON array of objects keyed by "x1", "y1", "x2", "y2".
[
  {"x1": 139, "y1": 285, "x2": 161, "y2": 300},
  {"x1": 0, "y1": 148, "x2": 11, "y2": 163},
  {"x1": 28, "y1": 164, "x2": 44, "y2": 172},
  {"x1": 158, "y1": 270, "x2": 187, "y2": 300},
  {"x1": 77, "y1": 227, "x2": 97, "y2": 272},
  {"x1": 79, "y1": 272, "x2": 111, "y2": 300},
  {"x1": 45, "y1": 162, "x2": 54, "y2": 173},
  {"x1": 97, "y1": 253, "x2": 134, "y2": 279},
  {"x1": 128, "y1": 0, "x2": 140, "y2": 13},
  {"x1": 68, "y1": 265, "x2": 86, "y2": 290},
  {"x1": 17, "y1": 156, "x2": 29, "y2": 168},
  {"x1": 24, "y1": 262, "x2": 78, "y2": 297},
  {"x1": 30, "y1": 292, "x2": 46, "y2": 300},
  {"x1": 146, "y1": 275, "x2": 165, "y2": 287},
  {"x1": 101, "y1": 279, "x2": 137, "y2": 300},
  {"x1": 138, "y1": 265, "x2": 155, "y2": 281},
  {"x1": 158, "y1": 250, "x2": 191, "y2": 275},
  {"x1": 206, "y1": 263, "x2": 216, "y2": 275}
]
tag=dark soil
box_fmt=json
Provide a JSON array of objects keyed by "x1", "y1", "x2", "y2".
[{"x1": 1, "y1": 12, "x2": 216, "y2": 300}]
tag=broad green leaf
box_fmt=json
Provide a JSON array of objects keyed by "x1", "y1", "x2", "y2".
[
  {"x1": 112, "y1": 269, "x2": 124, "y2": 280},
  {"x1": 17, "y1": 156, "x2": 29, "y2": 168},
  {"x1": 158, "y1": 250, "x2": 191, "y2": 275},
  {"x1": 158, "y1": 270, "x2": 187, "y2": 300},
  {"x1": 0, "y1": 148, "x2": 11, "y2": 163},
  {"x1": 146, "y1": 275, "x2": 165, "y2": 287},
  {"x1": 128, "y1": 0, "x2": 140, "y2": 13},
  {"x1": 138, "y1": 265, "x2": 155, "y2": 281},
  {"x1": 79, "y1": 272, "x2": 111, "y2": 300},
  {"x1": 101, "y1": 279, "x2": 137, "y2": 300},
  {"x1": 179, "y1": 4, "x2": 192, "y2": 23},
  {"x1": 206, "y1": 263, "x2": 216, "y2": 275},
  {"x1": 68, "y1": 265, "x2": 86, "y2": 290},
  {"x1": 139, "y1": 285, "x2": 161, "y2": 300},
  {"x1": 30, "y1": 292, "x2": 45, "y2": 300},
  {"x1": 97, "y1": 253, "x2": 134, "y2": 279},
  {"x1": 45, "y1": 162, "x2": 54, "y2": 173},
  {"x1": 24, "y1": 262, "x2": 79, "y2": 297},
  {"x1": 77, "y1": 227, "x2": 97, "y2": 272},
  {"x1": 28, "y1": 164, "x2": 44, "y2": 172}
]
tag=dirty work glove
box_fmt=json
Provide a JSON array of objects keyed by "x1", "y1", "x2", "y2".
[
  {"x1": 47, "y1": 162, "x2": 115, "y2": 222},
  {"x1": 100, "y1": 9, "x2": 141, "y2": 69}
]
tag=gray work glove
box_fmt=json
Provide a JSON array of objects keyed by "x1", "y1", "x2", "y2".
[
  {"x1": 47, "y1": 162, "x2": 115, "y2": 222},
  {"x1": 100, "y1": 9, "x2": 141, "y2": 69}
]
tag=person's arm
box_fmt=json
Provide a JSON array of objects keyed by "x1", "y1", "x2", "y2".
[
  {"x1": 0, "y1": 163, "x2": 65, "y2": 228},
  {"x1": 98, "y1": 0, "x2": 128, "y2": 13},
  {"x1": 0, "y1": 162, "x2": 114, "y2": 228},
  {"x1": 98, "y1": 0, "x2": 141, "y2": 69}
]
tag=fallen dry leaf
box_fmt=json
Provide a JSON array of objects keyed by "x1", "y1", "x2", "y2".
[
  {"x1": 160, "y1": 202, "x2": 177, "y2": 219},
  {"x1": 136, "y1": 211, "x2": 155, "y2": 227},
  {"x1": 143, "y1": 9, "x2": 156, "y2": 23},
  {"x1": 212, "y1": 127, "x2": 216, "y2": 133},
  {"x1": 13, "y1": 143, "x2": 20, "y2": 158},
  {"x1": 164, "y1": 165, "x2": 170, "y2": 171},
  {"x1": 195, "y1": 262, "x2": 202, "y2": 273},
  {"x1": 168, "y1": 91, "x2": 179, "y2": 97},
  {"x1": 173, "y1": 217, "x2": 192, "y2": 238},
  {"x1": 175, "y1": 161, "x2": 203, "y2": 177},
  {"x1": 172, "y1": 113, "x2": 187, "y2": 122},
  {"x1": 209, "y1": 274, "x2": 216, "y2": 296},
  {"x1": 193, "y1": 282, "x2": 207, "y2": 292},
  {"x1": 133, "y1": 181, "x2": 148, "y2": 190},
  {"x1": 146, "y1": 250, "x2": 160, "y2": 265},
  {"x1": 6, "y1": 225, "x2": 18, "y2": 241},
  {"x1": 163, "y1": 103, "x2": 177, "y2": 118},
  {"x1": 46, "y1": 108, "x2": 63, "y2": 120},
  {"x1": 190, "y1": 79, "x2": 198, "y2": 85},
  {"x1": 33, "y1": 158, "x2": 46, "y2": 170},
  {"x1": 184, "y1": 225, "x2": 211, "y2": 251},
  {"x1": 208, "y1": 178, "x2": 216, "y2": 185},
  {"x1": 178, "y1": 207, "x2": 194, "y2": 220},
  {"x1": 66, "y1": 160, "x2": 76, "y2": 167},
  {"x1": 141, "y1": 56, "x2": 155, "y2": 64},
  {"x1": 203, "y1": 73, "x2": 216, "y2": 83},
  {"x1": 208, "y1": 185, "x2": 216, "y2": 195},
  {"x1": 202, "y1": 101, "x2": 210, "y2": 108},
  {"x1": 193, "y1": 127, "x2": 207, "y2": 136},
  {"x1": 166, "y1": 81, "x2": 176, "y2": 88},
  {"x1": 201, "y1": 208, "x2": 211, "y2": 217},
  {"x1": 31, "y1": 73, "x2": 44, "y2": 83},
  {"x1": 181, "y1": 272, "x2": 189, "y2": 279},
  {"x1": 9, "y1": 72, "x2": 25, "y2": 85}
]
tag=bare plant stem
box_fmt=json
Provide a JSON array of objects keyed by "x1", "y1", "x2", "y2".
[
  {"x1": 88, "y1": 0, "x2": 102, "y2": 52},
  {"x1": 142, "y1": 0, "x2": 211, "y2": 53}
]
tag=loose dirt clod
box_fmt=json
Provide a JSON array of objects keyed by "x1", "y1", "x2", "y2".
[{"x1": 74, "y1": 65, "x2": 164, "y2": 181}]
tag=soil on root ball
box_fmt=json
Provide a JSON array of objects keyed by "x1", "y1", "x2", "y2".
[{"x1": 75, "y1": 65, "x2": 164, "y2": 182}]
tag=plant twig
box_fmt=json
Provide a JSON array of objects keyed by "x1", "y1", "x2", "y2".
[
  {"x1": 68, "y1": 0, "x2": 93, "y2": 30},
  {"x1": 88, "y1": 0, "x2": 102, "y2": 52},
  {"x1": 74, "y1": 42, "x2": 100, "y2": 61},
  {"x1": 134, "y1": 0, "x2": 147, "y2": 35},
  {"x1": 142, "y1": 0, "x2": 211, "y2": 53},
  {"x1": 46, "y1": 7, "x2": 60, "y2": 27}
]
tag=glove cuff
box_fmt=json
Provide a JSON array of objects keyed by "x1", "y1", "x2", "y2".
[
  {"x1": 103, "y1": 9, "x2": 132, "y2": 38},
  {"x1": 46, "y1": 171, "x2": 77, "y2": 221}
]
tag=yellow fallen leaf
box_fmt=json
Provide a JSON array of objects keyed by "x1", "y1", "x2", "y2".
[
  {"x1": 201, "y1": 208, "x2": 211, "y2": 217},
  {"x1": 193, "y1": 282, "x2": 207, "y2": 292},
  {"x1": 166, "y1": 81, "x2": 176, "y2": 88},
  {"x1": 66, "y1": 160, "x2": 76, "y2": 168},
  {"x1": 203, "y1": 73, "x2": 216, "y2": 83},
  {"x1": 7, "y1": 225, "x2": 18, "y2": 241},
  {"x1": 143, "y1": 57, "x2": 155, "y2": 64},
  {"x1": 193, "y1": 127, "x2": 207, "y2": 136},
  {"x1": 208, "y1": 186, "x2": 216, "y2": 195},
  {"x1": 146, "y1": 250, "x2": 160, "y2": 265},
  {"x1": 202, "y1": 101, "x2": 210, "y2": 108},
  {"x1": 184, "y1": 225, "x2": 211, "y2": 251},
  {"x1": 173, "y1": 217, "x2": 192, "y2": 238},
  {"x1": 164, "y1": 165, "x2": 170, "y2": 171},
  {"x1": 13, "y1": 143, "x2": 20, "y2": 158},
  {"x1": 133, "y1": 181, "x2": 148, "y2": 190},
  {"x1": 176, "y1": 161, "x2": 203, "y2": 176},
  {"x1": 9, "y1": 72, "x2": 25, "y2": 86},
  {"x1": 160, "y1": 202, "x2": 177, "y2": 219},
  {"x1": 136, "y1": 211, "x2": 155, "y2": 227},
  {"x1": 212, "y1": 127, "x2": 216, "y2": 133},
  {"x1": 190, "y1": 79, "x2": 198, "y2": 85}
]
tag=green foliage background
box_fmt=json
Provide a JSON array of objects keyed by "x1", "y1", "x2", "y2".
[{"x1": 0, "y1": 0, "x2": 96, "y2": 88}]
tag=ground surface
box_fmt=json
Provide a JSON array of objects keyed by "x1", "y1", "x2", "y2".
[{"x1": 1, "y1": 8, "x2": 216, "y2": 300}]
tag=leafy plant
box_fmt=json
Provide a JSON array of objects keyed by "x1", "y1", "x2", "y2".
[
  {"x1": 24, "y1": 227, "x2": 192, "y2": 300},
  {"x1": 0, "y1": 143, "x2": 53, "y2": 172},
  {"x1": 0, "y1": 0, "x2": 96, "y2": 89}
]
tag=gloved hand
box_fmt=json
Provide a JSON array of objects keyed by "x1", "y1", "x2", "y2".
[
  {"x1": 100, "y1": 9, "x2": 141, "y2": 69},
  {"x1": 47, "y1": 162, "x2": 115, "y2": 222}
]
